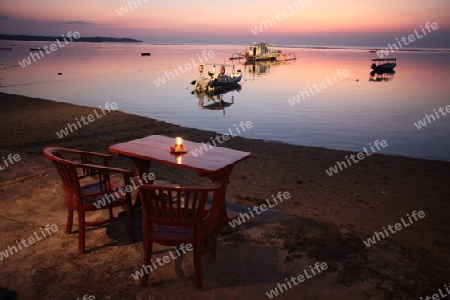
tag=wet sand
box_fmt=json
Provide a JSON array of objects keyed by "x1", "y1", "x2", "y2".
[{"x1": 0, "y1": 91, "x2": 449, "y2": 300}]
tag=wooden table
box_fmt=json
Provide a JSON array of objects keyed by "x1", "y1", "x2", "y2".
[{"x1": 109, "y1": 135, "x2": 251, "y2": 229}]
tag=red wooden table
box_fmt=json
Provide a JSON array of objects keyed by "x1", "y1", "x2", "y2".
[{"x1": 109, "y1": 135, "x2": 251, "y2": 229}]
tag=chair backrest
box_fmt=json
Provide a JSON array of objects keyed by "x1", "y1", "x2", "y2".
[
  {"x1": 139, "y1": 184, "x2": 222, "y2": 227},
  {"x1": 43, "y1": 147, "x2": 81, "y2": 194}
]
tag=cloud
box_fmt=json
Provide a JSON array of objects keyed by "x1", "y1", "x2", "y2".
[
  {"x1": 0, "y1": 15, "x2": 9, "y2": 21},
  {"x1": 64, "y1": 20, "x2": 93, "y2": 25}
]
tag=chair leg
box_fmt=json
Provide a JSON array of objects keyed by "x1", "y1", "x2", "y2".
[
  {"x1": 210, "y1": 232, "x2": 217, "y2": 259},
  {"x1": 141, "y1": 240, "x2": 152, "y2": 287},
  {"x1": 78, "y1": 211, "x2": 86, "y2": 254},
  {"x1": 193, "y1": 245, "x2": 203, "y2": 290},
  {"x1": 66, "y1": 209, "x2": 74, "y2": 234},
  {"x1": 127, "y1": 205, "x2": 135, "y2": 243}
]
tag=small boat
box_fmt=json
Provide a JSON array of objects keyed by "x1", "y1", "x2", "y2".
[
  {"x1": 192, "y1": 65, "x2": 242, "y2": 94},
  {"x1": 230, "y1": 42, "x2": 296, "y2": 63},
  {"x1": 141, "y1": 52, "x2": 151, "y2": 56},
  {"x1": 207, "y1": 71, "x2": 242, "y2": 92},
  {"x1": 208, "y1": 83, "x2": 241, "y2": 96},
  {"x1": 0, "y1": 47, "x2": 12, "y2": 50},
  {"x1": 371, "y1": 58, "x2": 397, "y2": 72},
  {"x1": 30, "y1": 47, "x2": 42, "y2": 51}
]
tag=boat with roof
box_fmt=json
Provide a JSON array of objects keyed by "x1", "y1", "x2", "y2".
[
  {"x1": 370, "y1": 58, "x2": 397, "y2": 72},
  {"x1": 230, "y1": 42, "x2": 296, "y2": 63}
]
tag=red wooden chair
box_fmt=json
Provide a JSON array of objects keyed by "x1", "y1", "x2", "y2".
[
  {"x1": 138, "y1": 184, "x2": 221, "y2": 290},
  {"x1": 43, "y1": 147, "x2": 136, "y2": 254}
]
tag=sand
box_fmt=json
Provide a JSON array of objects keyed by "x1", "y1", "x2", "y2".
[{"x1": 0, "y1": 91, "x2": 449, "y2": 300}]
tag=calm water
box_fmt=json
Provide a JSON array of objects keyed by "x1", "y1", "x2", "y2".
[{"x1": 1, "y1": 41, "x2": 449, "y2": 161}]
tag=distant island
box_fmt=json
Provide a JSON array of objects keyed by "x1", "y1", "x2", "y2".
[{"x1": 0, "y1": 34, "x2": 143, "y2": 43}]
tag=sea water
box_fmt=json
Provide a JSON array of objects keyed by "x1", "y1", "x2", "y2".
[{"x1": 0, "y1": 42, "x2": 449, "y2": 161}]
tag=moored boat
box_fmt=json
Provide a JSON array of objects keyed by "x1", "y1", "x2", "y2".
[
  {"x1": 207, "y1": 71, "x2": 242, "y2": 92},
  {"x1": 192, "y1": 64, "x2": 242, "y2": 94},
  {"x1": 230, "y1": 42, "x2": 296, "y2": 63}
]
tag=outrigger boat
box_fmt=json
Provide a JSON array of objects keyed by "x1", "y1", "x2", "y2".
[
  {"x1": 230, "y1": 42, "x2": 296, "y2": 63},
  {"x1": 370, "y1": 58, "x2": 397, "y2": 72}
]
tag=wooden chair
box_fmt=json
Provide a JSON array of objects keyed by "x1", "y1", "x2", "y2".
[
  {"x1": 43, "y1": 147, "x2": 136, "y2": 254},
  {"x1": 138, "y1": 184, "x2": 222, "y2": 290}
]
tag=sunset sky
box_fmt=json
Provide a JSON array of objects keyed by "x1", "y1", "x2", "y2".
[{"x1": 1, "y1": 0, "x2": 449, "y2": 47}]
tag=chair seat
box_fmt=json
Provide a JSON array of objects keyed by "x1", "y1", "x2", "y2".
[
  {"x1": 144, "y1": 210, "x2": 215, "y2": 243},
  {"x1": 148, "y1": 223, "x2": 195, "y2": 242},
  {"x1": 65, "y1": 181, "x2": 127, "y2": 209}
]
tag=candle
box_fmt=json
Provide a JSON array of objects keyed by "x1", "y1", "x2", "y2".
[
  {"x1": 174, "y1": 137, "x2": 184, "y2": 152},
  {"x1": 176, "y1": 155, "x2": 183, "y2": 164}
]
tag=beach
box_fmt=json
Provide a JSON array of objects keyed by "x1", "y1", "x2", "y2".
[{"x1": 0, "y1": 91, "x2": 449, "y2": 299}]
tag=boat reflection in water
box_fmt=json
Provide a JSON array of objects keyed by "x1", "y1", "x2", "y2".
[
  {"x1": 235, "y1": 60, "x2": 296, "y2": 79},
  {"x1": 369, "y1": 70, "x2": 396, "y2": 82},
  {"x1": 192, "y1": 84, "x2": 241, "y2": 115}
]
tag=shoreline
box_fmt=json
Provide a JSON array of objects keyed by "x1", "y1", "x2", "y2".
[{"x1": 1, "y1": 91, "x2": 450, "y2": 299}]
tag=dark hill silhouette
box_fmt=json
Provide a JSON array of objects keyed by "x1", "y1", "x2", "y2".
[{"x1": 0, "y1": 34, "x2": 143, "y2": 43}]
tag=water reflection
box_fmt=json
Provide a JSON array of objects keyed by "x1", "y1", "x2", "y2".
[
  {"x1": 192, "y1": 84, "x2": 239, "y2": 115},
  {"x1": 369, "y1": 70, "x2": 396, "y2": 82},
  {"x1": 232, "y1": 60, "x2": 297, "y2": 78}
]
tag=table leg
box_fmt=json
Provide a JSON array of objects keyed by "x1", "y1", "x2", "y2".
[
  {"x1": 130, "y1": 158, "x2": 153, "y2": 207},
  {"x1": 201, "y1": 166, "x2": 236, "y2": 230}
]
